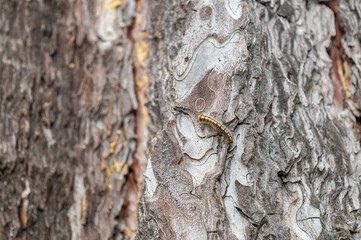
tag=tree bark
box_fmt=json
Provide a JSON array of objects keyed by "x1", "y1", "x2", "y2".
[
  {"x1": 2, "y1": 0, "x2": 361, "y2": 239},
  {"x1": 1, "y1": 0, "x2": 143, "y2": 239},
  {"x1": 137, "y1": 0, "x2": 361, "y2": 239}
]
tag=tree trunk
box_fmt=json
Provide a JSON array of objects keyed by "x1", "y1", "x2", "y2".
[
  {"x1": 1, "y1": 0, "x2": 143, "y2": 239},
  {"x1": 137, "y1": 0, "x2": 361, "y2": 239},
  {"x1": 1, "y1": 0, "x2": 361, "y2": 239}
]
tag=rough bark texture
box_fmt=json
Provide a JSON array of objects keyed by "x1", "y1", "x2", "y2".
[
  {"x1": 138, "y1": 0, "x2": 361, "y2": 239},
  {"x1": 0, "y1": 0, "x2": 144, "y2": 239},
  {"x1": 2, "y1": 0, "x2": 361, "y2": 239}
]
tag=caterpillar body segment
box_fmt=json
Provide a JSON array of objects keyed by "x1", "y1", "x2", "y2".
[{"x1": 197, "y1": 113, "x2": 233, "y2": 144}]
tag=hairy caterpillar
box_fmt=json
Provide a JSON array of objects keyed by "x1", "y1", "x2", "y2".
[{"x1": 197, "y1": 113, "x2": 233, "y2": 144}]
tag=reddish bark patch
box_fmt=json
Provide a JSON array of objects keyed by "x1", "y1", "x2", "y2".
[{"x1": 325, "y1": 0, "x2": 352, "y2": 108}]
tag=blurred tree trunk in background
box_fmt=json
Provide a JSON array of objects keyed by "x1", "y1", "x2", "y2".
[
  {"x1": 1, "y1": 0, "x2": 361, "y2": 240},
  {"x1": 0, "y1": 0, "x2": 144, "y2": 239}
]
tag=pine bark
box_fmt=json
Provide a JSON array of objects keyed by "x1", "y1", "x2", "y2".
[
  {"x1": 1, "y1": 0, "x2": 141, "y2": 239},
  {"x1": 1, "y1": 0, "x2": 361, "y2": 239},
  {"x1": 137, "y1": 0, "x2": 361, "y2": 239}
]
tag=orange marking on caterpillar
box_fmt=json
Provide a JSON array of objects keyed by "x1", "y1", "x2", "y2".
[{"x1": 198, "y1": 113, "x2": 233, "y2": 144}]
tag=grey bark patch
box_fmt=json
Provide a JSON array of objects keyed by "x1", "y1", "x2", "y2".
[{"x1": 139, "y1": 0, "x2": 361, "y2": 239}]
